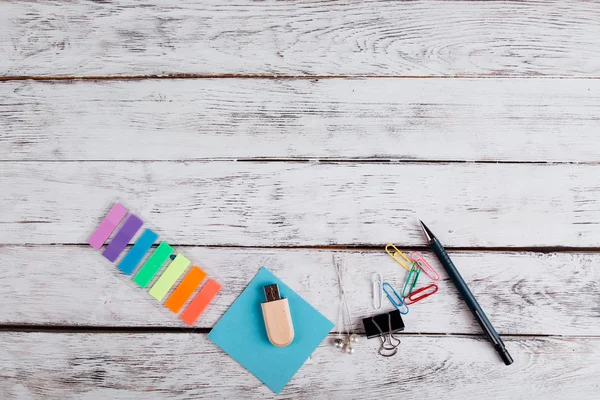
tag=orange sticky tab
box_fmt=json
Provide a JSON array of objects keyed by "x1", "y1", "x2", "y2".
[
  {"x1": 165, "y1": 266, "x2": 207, "y2": 314},
  {"x1": 180, "y1": 279, "x2": 221, "y2": 326}
]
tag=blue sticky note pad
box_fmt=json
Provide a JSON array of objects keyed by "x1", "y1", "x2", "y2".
[{"x1": 208, "y1": 267, "x2": 334, "y2": 394}]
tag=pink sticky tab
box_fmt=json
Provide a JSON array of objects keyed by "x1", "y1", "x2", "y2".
[{"x1": 88, "y1": 203, "x2": 128, "y2": 250}]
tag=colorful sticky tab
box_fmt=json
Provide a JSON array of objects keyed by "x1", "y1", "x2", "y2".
[
  {"x1": 117, "y1": 229, "x2": 158, "y2": 275},
  {"x1": 88, "y1": 203, "x2": 128, "y2": 250},
  {"x1": 180, "y1": 279, "x2": 222, "y2": 326},
  {"x1": 165, "y1": 266, "x2": 207, "y2": 313},
  {"x1": 89, "y1": 204, "x2": 224, "y2": 330},
  {"x1": 102, "y1": 214, "x2": 143, "y2": 262},
  {"x1": 148, "y1": 254, "x2": 191, "y2": 301},
  {"x1": 133, "y1": 242, "x2": 173, "y2": 288}
]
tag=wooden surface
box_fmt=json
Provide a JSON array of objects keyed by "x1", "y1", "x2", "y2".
[
  {"x1": 1, "y1": 246, "x2": 599, "y2": 336},
  {"x1": 2, "y1": 162, "x2": 600, "y2": 247},
  {"x1": 1, "y1": 0, "x2": 599, "y2": 399},
  {"x1": 3, "y1": 78, "x2": 600, "y2": 162},
  {"x1": 2, "y1": 333, "x2": 599, "y2": 399},
  {"x1": 2, "y1": 1, "x2": 600, "y2": 77}
]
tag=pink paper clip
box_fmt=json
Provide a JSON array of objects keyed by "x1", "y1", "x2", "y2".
[
  {"x1": 404, "y1": 284, "x2": 438, "y2": 305},
  {"x1": 409, "y1": 252, "x2": 440, "y2": 281}
]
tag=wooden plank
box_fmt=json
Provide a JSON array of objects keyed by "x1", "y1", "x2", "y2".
[
  {"x1": 1, "y1": 332, "x2": 599, "y2": 399},
  {"x1": 2, "y1": 1, "x2": 600, "y2": 77},
  {"x1": 2, "y1": 78, "x2": 600, "y2": 162},
  {"x1": 1, "y1": 162, "x2": 599, "y2": 247},
  {"x1": 1, "y1": 246, "x2": 598, "y2": 336}
]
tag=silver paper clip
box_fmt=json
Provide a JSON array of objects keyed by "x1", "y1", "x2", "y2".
[{"x1": 371, "y1": 272, "x2": 383, "y2": 310}]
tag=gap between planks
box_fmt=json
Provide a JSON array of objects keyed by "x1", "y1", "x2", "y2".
[
  {"x1": 3, "y1": 75, "x2": 600, "y2": 82},
  {"x1": 2, "y1": 325, "x2": 596, "y2": 339},
  {"x1": 3, "y1": 159, "x2": 600, "y2": 165},
  {"x1": 3, "y1": 244, "x2": 600, "y2": 253}
]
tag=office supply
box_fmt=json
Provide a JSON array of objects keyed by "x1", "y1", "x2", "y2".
[
  {"x1": 401, "y1": 263, "x2": 421, "y2": 298},
  {"x1": 409, "y1": 251, "x2": 440, "y2": 281},
  {"x1": 149, "y1": 253, "x2": 191, "y2": 301},
  {"x1": 133, "y1": 241, "x2": 173, "y2": 288},
  {"x1": 165, "y1": 266, "x2": 207, "y2": 313},
  {"x1": 118, "y1": 228, "x2": 158, "y2": 275},
  {"x1": 385, "y1": 244, "x2": 412, "y2": 271},
  {"x1": 371, "y1": 272, "x2": 383, "y2": 310},
  {"x1": 89, "y1": 203, "x2": 222, "y2": 328},
  {"x1": 88, "y1": 203, "x2": 128, "y2": 250},
  {"x1": 404, "y1": 284, "x2": 438, "y2": 305},
  {"x1": 102, "y1": 213, "x2": 143, "y2": 262},
  {"x1": 420, "y1": 221, "x2": 513, "y2": 366},
  {"x1": 332, "y1": 255, "x2": 359, "y2": 354},
  {"x1": 180, "y1": 278, "x2": 222, "y2": 326},
  {"x1": 371, "y1": 314, "x2": 401, "y2": 357},
  {"x1": 208, "y1": 267, "x2": 333, "y2": 394},
  {"x1": 362, "y1": 310, "x2": 405, "y2": 339},
  {"x1": 262, "y1": 284, "x2": 295, "y2": 347},
  {"x1": 362, "y1": 310, "x2": 404, "y2": 357},
  {"x1": 382, "y1": 282, "x2": 409, "y2": 314}
]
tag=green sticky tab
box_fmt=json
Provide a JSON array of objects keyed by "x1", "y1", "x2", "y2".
[
  {"x1": 148, "y1": 253, "x2": 191, "y2": 301},
  {"x1": 133, "y1": 242, "x2": 173, "y2": 288}
]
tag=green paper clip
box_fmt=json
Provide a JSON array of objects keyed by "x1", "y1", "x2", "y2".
[{"x1": 401, "y1": 262, "x2": 421, "y2": 298}]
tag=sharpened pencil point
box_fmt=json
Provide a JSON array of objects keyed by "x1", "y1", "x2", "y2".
[{"x1": 419, "y1": 220, "x2": 435, "y2": 243}]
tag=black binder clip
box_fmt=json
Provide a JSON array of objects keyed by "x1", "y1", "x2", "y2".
[{"x1": 362, "y1": 310, "x2": 404, "y2": 357}]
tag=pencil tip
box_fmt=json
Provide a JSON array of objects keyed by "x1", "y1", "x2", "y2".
[{"x1": 419, "y1": 220, "x2": 434, "y2": 242}]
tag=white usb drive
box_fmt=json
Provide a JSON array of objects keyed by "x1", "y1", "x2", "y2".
[{"x1": 261, "y1": 284, "x2": 295, "y2": 347}]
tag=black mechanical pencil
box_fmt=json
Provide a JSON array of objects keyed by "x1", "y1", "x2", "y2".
[{"x1": 420, "y1": 221, "x2": 513, "y2": 366}]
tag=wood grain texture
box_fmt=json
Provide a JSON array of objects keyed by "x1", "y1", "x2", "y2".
[
  {"x1": 1, "y1": 332, "x2": 599, "y2": 399},
  {"x1": 2, "y1": 1, "x2": 600, "y2": 77},
  {"x1": 2, "y1": 0, "x2": 599, "y2": 397},
  {"x1": 2, "y1": 78, "x2": 600, "y2": 162},
  {"x1": 1, "y1": 246, "x2": 599, "y2": 335},
  {"x1": 1, "y1": 161, "x2": 599, "y2": 247}
]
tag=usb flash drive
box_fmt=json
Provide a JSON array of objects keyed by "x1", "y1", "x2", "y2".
[{"x1": 261, "y1": 284, "x2": 294, "y2": 347}]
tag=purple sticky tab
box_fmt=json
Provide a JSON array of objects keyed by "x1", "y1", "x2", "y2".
[
  {"x1": 102, "y1": 214, "x2": 143, "y2": 262},
  {"x1": 88, "y1": 203, "x2": 128, "y2": 250}
]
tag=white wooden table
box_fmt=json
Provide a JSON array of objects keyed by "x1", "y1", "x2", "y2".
[{"x1": 1, "y1": 1, "x2": 599, "y2": 399}]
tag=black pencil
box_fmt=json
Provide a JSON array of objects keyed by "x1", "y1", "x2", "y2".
[{"x1": 420, "y1": 221, "x2": 514, "y2": 366}]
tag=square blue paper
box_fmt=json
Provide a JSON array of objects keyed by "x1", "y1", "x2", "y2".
[{"x1": 208, "y1": 267, "x2": 334, "y2": 394}]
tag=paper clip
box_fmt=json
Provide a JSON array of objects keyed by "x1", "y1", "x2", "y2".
[
  {"x1": 404, "y1": 284, "x2": 439, "y2": 305},
  {"x1": 385, "y1": 244, "x2": 412, "y2": 271},
  {"x1": 382, "y1": 282, "x2": 409, "y2": 315},
  {"x1": 371, "y1": 273, "x2": 383, "y2": 310},
  {"x1": 401, "y1": 263, "x2": 421, "y2": 298},
  {"x1": 409, "y1": 251, "x2": 440, "y2": 281}
]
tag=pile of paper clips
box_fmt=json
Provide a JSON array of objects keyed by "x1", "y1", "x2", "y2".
[
  {"x1": 383, "y1": 244, "x2": 440, "y2": 309},
  {"x1": 362, "y1": 244, "x2": 441, "y2": 357}
]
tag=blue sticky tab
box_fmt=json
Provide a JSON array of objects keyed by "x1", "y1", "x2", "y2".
[
  {"x1": 208, "y1": 267, "x2": 334, "y2": 394},
  {"x1": 117, "y1": 228, "x2": 158, "y2": 275}
]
